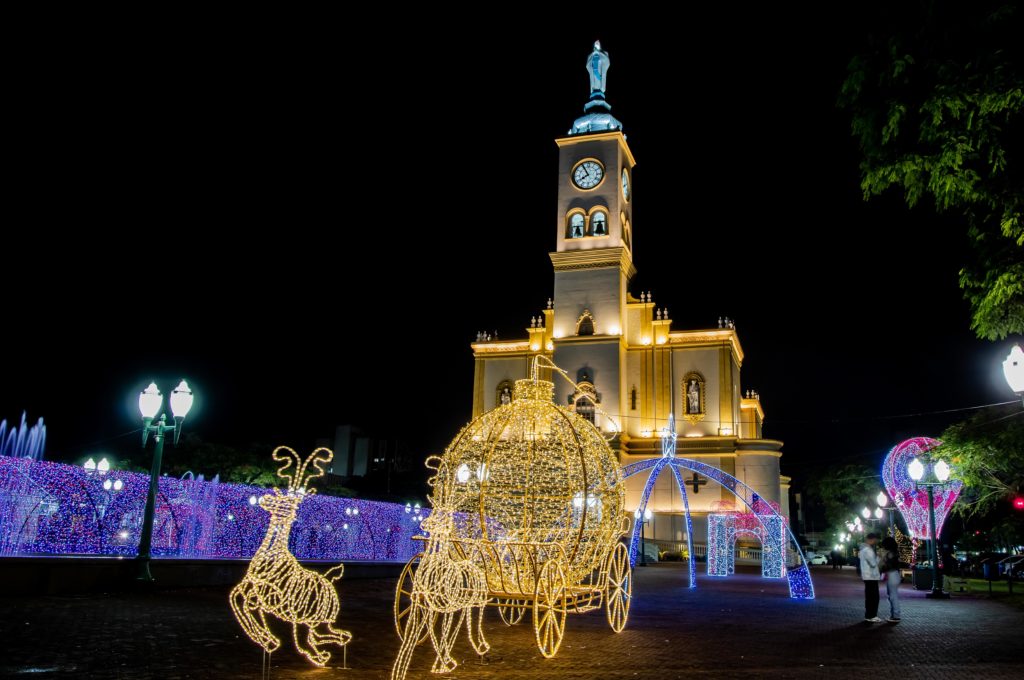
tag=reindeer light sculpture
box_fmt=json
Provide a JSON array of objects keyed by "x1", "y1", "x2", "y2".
[{"x1": 229, "y1": 446, "x2": 352, "y2": 667}]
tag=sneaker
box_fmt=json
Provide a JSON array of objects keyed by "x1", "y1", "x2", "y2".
[
  {"x1": 865, "y1": 617, "x2": 883, "y2": 623},
  {"x1": 887, "y1": 617, "x2": 901, "y2": 622}
]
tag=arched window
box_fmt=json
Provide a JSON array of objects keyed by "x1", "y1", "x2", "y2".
[
  {"x1": 591, "y1": 210, "x2": 608, "y2": 236},
  {"x1": 621, "y1": 212, "x2": 631, "y2": 248},
  {"x1": 576, "y1": 309, "x2": 595, "y2": 336},
  {"x1": 567, "y1": 212, "x2": 585, "y2": 239},
  {"x1": 570, "y1": 372, "x2": 599, "y2": 424}
]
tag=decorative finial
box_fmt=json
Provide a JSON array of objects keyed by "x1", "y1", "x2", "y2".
[{"x1": 547, "y1": 297, "x2": 553, "y2": 309}]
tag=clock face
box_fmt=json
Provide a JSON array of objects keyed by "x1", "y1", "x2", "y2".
[
  {"x1": 621, "y1": 168, "x2": 630, "y2": 201},
  {"x1": 572, "y1": 160, "x2": 604, "y2": 189}
]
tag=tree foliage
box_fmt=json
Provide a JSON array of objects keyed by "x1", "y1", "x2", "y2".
[
  {"x1": 161, "y1": 434, "x2": 280, "y2": 486},
  {"x1": 937, "y1": 404, "x2": 1024, "y2": 516},
  {"x1": 840, "y1": 1, "x2": 1024, "y2": 339},
  {"x1": 805, "y1": 463, "x2": 880, "y2": 530}
]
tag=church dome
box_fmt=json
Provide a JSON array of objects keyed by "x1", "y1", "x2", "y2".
[{"x1": 570, "y1": 111, "x2": 624, "y2": 136}]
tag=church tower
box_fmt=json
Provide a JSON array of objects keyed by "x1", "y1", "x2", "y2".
[
  {"x1": 549, "y1": 41, "x2": 636, "y2": 425},
  {"x1": 468, "y1": 42, "x2": 788, "y2": 553}
]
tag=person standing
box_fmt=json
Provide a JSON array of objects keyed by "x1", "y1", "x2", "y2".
[
  {"x1": 879, "y1": 536, "x2": 906, "y2": 622},
  {"x1": 859, "y1": 533, "x2": 882, "y2": 622}
]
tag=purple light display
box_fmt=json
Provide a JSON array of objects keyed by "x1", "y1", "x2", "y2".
[
  {"x1": 881, "y1": 436, "x2": 962, "y2": 540},
  {"x1": 0, "y1": 456, "x2": 425, "y2": 562}
]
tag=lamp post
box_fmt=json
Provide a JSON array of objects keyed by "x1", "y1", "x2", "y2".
[
  {"x1": 136, "y1": 380, "x2": 194, "y2": 581},
  {"x1": 877, "y1": 491, "x2": 897, "y2": 537},
  {"x1": 83, "y1": 457, "x2": 121, "y2": 550},
  {"x1": 634, "y1": 508, "x2": 653, "y2": 566},
  {"x1": 1005, "y1": 345, "x2": 1024, "y2": 406},
  {"x1": 908, "y1": 455, "x2": 952, "y2": 599}
]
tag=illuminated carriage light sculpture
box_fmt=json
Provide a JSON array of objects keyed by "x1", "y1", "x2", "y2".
[
  {"x1": 230, "y1": 447, "x2": 352, "y2": 667},
  {"x1": 391, "y1": 363, "x2": 631, "y2": 680}
]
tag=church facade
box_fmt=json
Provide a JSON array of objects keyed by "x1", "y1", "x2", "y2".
[{"x1": 469, "y1": 43, "x2": 790, "y2": 551}]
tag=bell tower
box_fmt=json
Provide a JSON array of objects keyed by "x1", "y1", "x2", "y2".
[{"x1": 549, "y1": 41, "x2": 636, "y2": 426}]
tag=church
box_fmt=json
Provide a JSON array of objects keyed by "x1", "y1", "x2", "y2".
[{"x1": 469, "y1": 42, "x2": 790, "y2": 554}]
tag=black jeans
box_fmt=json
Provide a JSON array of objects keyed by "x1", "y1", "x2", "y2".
[{"x1": 864, "y1": 579, "x2": 879, "y2": 618}]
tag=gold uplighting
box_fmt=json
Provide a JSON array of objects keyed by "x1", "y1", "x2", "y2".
[
  {"x1": 392, "y1": 358, "x2": 631, "y2": 679},
  {"x1": 230, "y1": 446, "x2": 351, "y2": 667}
]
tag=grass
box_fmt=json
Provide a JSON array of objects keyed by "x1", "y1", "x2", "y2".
[{"x1": 964, "y1": 577, "x2": 1024, "y2": 608}]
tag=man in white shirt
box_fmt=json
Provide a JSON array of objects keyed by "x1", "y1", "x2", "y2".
[{"x1": 859, "y1": 533, "x2": 881, "y2": 622}]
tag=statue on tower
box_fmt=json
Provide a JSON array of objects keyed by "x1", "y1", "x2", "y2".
[
  {"x1": 570, "y1": 40, "x2": 623, "y2": 136},
  {"x1": 587, "y1": 41, "x2": 610, "y2": 95}
]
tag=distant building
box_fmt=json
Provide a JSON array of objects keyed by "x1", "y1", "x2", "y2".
[{"x1": 328, "y1": 425, "x2": 413, "y2": 480}]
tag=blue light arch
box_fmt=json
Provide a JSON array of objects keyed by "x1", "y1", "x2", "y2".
[{"x1": 621, "y1": 427, "x2": 814, "y2": 600}]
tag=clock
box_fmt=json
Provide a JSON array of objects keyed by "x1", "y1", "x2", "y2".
[
  {"x1": 572, "y1": 160, "x2": 604, "y2": 189},
  {"x1": 621, "y1": 168, "x2": 630, "y2": 201}
]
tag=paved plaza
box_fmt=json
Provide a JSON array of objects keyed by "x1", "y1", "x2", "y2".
[{"x1": 0, "y1": 564, "x2": 1021, "y2": 679}]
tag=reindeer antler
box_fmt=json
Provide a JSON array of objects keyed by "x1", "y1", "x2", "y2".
[
  {"x1": 424, "y1": 455, "x2": 447, "y2": 490},
  {"x1": 272, "y1": 446, "x2": 303, "y2": 491},
  {"x1": 296, "y1": 447, "x2": 334, "y2": 493}
]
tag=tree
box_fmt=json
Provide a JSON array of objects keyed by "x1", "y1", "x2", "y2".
[
  {"x1": 840, "y1": 1, "x2": 1024, "y2": 339},
  {"x1": 937, "y1": 404, "x2": 1024, "y2": 516},
  {"x1": 161, "y1": 434, "x2": 280, "y2": 486},
  {"x1": 805, "y1": 463, "x2": 880, "y2": 531}
]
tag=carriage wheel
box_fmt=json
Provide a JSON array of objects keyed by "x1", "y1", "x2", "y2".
[
  {"x1": 605, "y1": 542, "x2": 631, "y2": 633},
  {"x1": 532, "y1": 561, "x2": 567, "y2": 658},
  {"x1": 393, "y1": 552, "x2": 430, "y2": 644},
  {"x1": 497, "y1": 598, "x2": 526, "y2": 626}
]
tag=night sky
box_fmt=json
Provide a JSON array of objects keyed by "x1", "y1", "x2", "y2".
[{"x1": 5, "y1": 11, "x2": 1019, "y2": 490}]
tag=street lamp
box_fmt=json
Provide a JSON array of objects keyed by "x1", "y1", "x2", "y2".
[
  {"x1": 876, "y1": 491, "x2": 897, "y2": 537},
  {"x1": 634, "y1": 507, "x2": 653, "y2": 566},
  {"x1": 1005, "y1": 345, "x2": 1024, "y2": 405},
  {"x1": 136, "y1": 380, "x2": 194, "y2": 581},
  {"x1": 83, "y1": 458, "x2": 122, "y2": 549},
  {"x1": 908, "y1": 453, "x2": 953, "y2": 599}
]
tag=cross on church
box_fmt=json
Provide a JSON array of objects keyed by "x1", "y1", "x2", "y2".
[{"x1": 686, "y1": 473, "x2": 708, "y2": 494}]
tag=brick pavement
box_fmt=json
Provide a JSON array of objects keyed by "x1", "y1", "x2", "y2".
[{"x1": 1, "y1": 563, "x2": 1021, "y2": 679}]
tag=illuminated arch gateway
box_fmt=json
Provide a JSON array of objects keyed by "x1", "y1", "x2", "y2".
[
  {"x1": 621, "y1": 421, "x2": 813, "y2": 599},
  {"x1": 706, "y1": 503, "x2": 786, "y2": 579}
]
